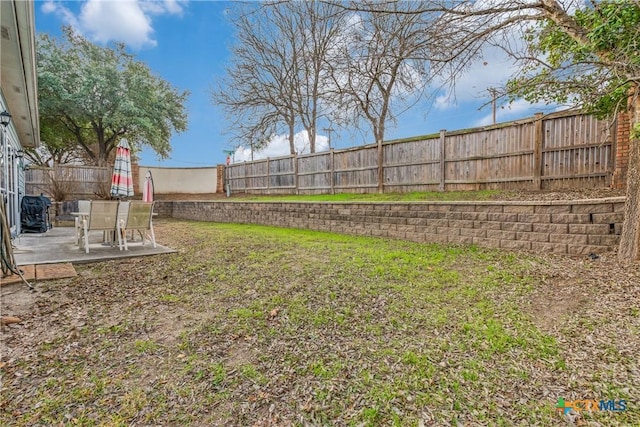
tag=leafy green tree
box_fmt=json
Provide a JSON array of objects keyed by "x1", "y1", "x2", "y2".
[
  {"x1": 37, "y1": 26, "x2": 189, "y2": 166},
  {"x1": 502, "y1": 1, "x2": 640, "y2": 260},
  {"x1": 506, "y1": 2, "x2": 639, "y2": 127},
  {"x1": 25, "y1": 116, "x2": 84, "y2": 166}
]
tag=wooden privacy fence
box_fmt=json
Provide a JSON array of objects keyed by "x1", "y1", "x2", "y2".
[
  {"x1": 226, "y1": 111, "x2": 616, "y2": 194},
  {"x1": 25, "y1": 165, "x2": 110, "y2": 200}
]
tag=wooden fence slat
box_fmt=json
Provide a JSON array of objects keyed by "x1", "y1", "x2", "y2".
[{"x1": 534, "y1": 112, "x2": 544, "y2": 189}]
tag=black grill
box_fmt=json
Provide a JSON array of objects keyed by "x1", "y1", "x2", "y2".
[{"x1": 20, "y1": 195, "x2": 52, "y2": 233}]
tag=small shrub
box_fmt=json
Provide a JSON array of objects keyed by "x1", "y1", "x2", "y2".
[{"x1": 45, "y1": 166, "x2": 78, "y2": 201}]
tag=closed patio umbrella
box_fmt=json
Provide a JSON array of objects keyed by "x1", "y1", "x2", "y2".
[
  {"x1": 110, "y1": 139, "x2": 134, "y2": 198},
  {"x1": 142, "y1": 170, "x2": 154, "y2": 202}
]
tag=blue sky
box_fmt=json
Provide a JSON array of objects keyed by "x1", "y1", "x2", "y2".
[{"x1": 35, "y1": 0, "x2": 558, "y2": 167}]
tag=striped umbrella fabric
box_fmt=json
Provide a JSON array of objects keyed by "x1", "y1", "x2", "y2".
[
  {"x1": 110, "y1": 139, "x2": 134, "y2": 198},
  {"x1": 142, "y1": 170, "x2": 154, "y2": 202}
]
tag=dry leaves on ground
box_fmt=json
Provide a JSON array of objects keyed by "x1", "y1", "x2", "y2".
[{"x1": 1, "y1": 211, "x2": 639, "y2": 426}]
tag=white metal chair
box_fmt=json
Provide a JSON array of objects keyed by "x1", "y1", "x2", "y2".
[
  {"x1": 78, "y1": 201, "x2": 119, "y2": 254},
  {"x1": 117, "y1": 201, "x2": 156, "y2": 250}
]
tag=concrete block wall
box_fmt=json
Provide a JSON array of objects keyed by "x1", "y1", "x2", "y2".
[{"x1": 155, "y1": 198, "x2": 626, "y2": 256}]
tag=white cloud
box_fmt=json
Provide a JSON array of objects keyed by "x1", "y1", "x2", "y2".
[
  {"x1": 429, "y1": 13, "x2": 572, "y2": 128},
  {"x1": 80, "y1": 1, "x2": 156, "y2": 48},
  {"x1": 41, "y1": 0, "x2": 80, "y2": 28},
  {"x1": 432, "y1": 0, "x2": 543, "y2": 111},
  {"x1": 232, "y1": 131, "x2": 330, "y2": 163},
  {"x1": 141, "y1": 0, "x2": 185, "y2": 16},
  {"x1": 41, "y1": 0, "x2": 186, "y2": 49},
  {"x1": 41, "y1": 1, "x2": 56, "y2": 14},
  {"x1": 434, "y1": 44, "x2": 520, "y2": 110}
]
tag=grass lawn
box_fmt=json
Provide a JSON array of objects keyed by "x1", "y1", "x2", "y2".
[
  {"x1": 1, "y1": 219, "x2": 638, "y2": 426},
  {"x1": 214, "y1": 187, "x2": 626, "y2": 203},
  {"x1": 233, "y1": 190, "x2": 502, "y2": 202}
]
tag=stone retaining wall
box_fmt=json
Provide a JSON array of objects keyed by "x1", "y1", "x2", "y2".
[{"x1": 155, "y1": 198, "x2": 626, "y2": 256}]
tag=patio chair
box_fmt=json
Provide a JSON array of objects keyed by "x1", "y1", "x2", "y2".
[
  {"x1": 78, "y1": 201, "x2": 120, "y2": 254},
  {"x1": 117, "y1": 201, "x2": 156, "y2": 250},
  {"x1": 74, "y1": 200, "x2": 91, "y2": 245}
]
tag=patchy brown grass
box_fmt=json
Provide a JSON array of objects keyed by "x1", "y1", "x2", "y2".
[
  {"x1": 153, "y1": 187, "x2": 627, "y2": 202},
  {"x1": 1, "y1": 219, "x2": 638, "y2": 426}
]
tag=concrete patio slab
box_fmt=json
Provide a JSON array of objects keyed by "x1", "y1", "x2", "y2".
[{"x1": 11, "y1": 226, "x2": 176, "y2": 266}]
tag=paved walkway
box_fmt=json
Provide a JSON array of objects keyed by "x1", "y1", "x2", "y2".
[{"x1": 12, "y1": 226, "x2": 176, "y2": 266}]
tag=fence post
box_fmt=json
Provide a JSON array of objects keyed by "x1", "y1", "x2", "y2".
[
  {"x1": 533, "y1": 112, "x2": 544, "y2": 190},
  {"x1": 244, "y1": 161, "x2": 248, "y2": 192},
  {"x1": 266, "y1": 158, "x2": 270, "y2": 191},
  {"x1": 330, "y1": 148, "x2": 335, "y2": 194},
  {"x1": 439, "y1": 129, "x2": 446, "y2": 191},
  {"x1": 294, "y1": 153, "x2": 299, "y2": 195},
  {"x1": 377, "y1": 140, "x2": 384, "y2": 193}
]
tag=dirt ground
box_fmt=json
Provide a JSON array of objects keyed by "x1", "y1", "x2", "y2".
[
  {"x1": 1, "y1": 189, "x2": 639, "y2": 426},
  {"x1": 488, "y1": 187, "x2": 626, "y2": 201}
]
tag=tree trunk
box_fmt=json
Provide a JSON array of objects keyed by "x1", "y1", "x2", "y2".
[
  {"x1": 309, "y1": 123, "x2": 316, "y2": 154},
  {"x1": 618, "y1": 93, "x2": 640, "y2": 261},
  {"x1": 377, "y1": 138, "x2": 384, "y2": 194},
  {"x1": 288, "y1": 121, "x2": 296, "y2": 155},
  {"x1": 376, "y1": 120, "x2": 386, "y2": 194}
]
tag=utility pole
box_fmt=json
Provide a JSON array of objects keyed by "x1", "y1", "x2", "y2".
[
  {"x1": 488, "y1": 88, "x2": 497, "y2": 124},
  {"x1": 322, "y1": 127, "x2": 334, "y2": 149}
]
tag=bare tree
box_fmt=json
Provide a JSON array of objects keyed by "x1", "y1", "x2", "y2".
[
  {"x1": 24, "y1": 145, "x2": 83, "y2": 167},
  {"x1": 277, "y1": 1, "x2": 347, "y2": 153},
  {"x1": 213, "y1": 1, "x2": 347, "y2": 155},
  {"x1": 327, "y1": 1, "x2": 433, "y2": 192},
  {"x1": 214, "y1": 0, "x2": 433, "y2": 167},
  {"x1": 212, "y1": 3, "x2": 301, "y2": 155}
]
